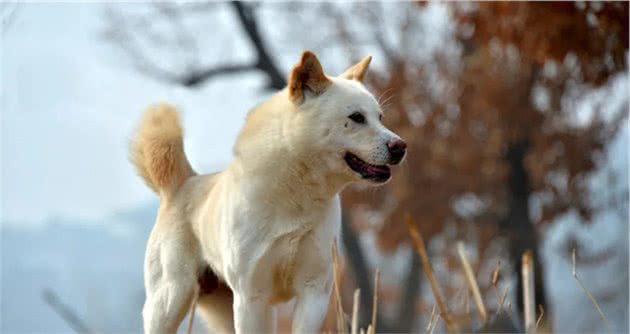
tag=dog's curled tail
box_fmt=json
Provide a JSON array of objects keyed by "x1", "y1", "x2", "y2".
[{"x1": 131, "y1": 103, "x2": 195, "y2": 200}]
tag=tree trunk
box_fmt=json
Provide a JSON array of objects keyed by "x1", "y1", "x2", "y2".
[
  {"x1": 391, "y1": 251, "x2": 422, "y2": 333},
  {"x1": 341, "y1": 213, "x2": 377, "y2": 329},
  {"x1": 341, "y1": 213, "x2": 423, "y2": 332},
  {"x1": 502, "y1": 141, "x2": 547, "y2": 319}
]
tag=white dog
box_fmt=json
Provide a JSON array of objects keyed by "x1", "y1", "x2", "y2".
[{"x1": 131, "y1": 51, "x2": 406, "y2": 334}]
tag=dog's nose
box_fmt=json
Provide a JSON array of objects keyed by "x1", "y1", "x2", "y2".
[{"x1": 387, "y1": 139, "x2": 407, "y2": 164}]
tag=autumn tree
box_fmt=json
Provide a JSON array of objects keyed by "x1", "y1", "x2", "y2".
[
  {"x1": 450, "y1": 1, "x2": 628, "y2": 318},
  {"x1": 302, "y1": 1, "x2": 628, "y2": 330}
]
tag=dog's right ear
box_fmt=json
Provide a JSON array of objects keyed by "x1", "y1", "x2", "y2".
[{"x1": 288, "y1": 51, "x2": 331, "y2": 104}]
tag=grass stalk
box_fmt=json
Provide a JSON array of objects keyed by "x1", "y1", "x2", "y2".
[
  {"x1": 522, "y1": 250, "x2": 535, "y2": 333},
  {"x1": 572, "y1": 248, "x2": 609, "y2": 330},
  {"x1": 456, "y1": 241, "x2": 488, "y2": 325},
  {"x1": 332, "y1": 240, "x2": 346, "y2": 333},
  {"x1": 371, "y1": 269, "x2": 380, "y2": 334},
  {"x1": 351, "y1": 289, "x2": 361, "y2": 334},
  {"x1": 405, "y1": 213, "x2": 459, "y2": 333}
]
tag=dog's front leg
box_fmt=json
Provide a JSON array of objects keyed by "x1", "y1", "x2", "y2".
[
  {"x1": 292, "y1": 284, "x2": 331, "y2": 333},
  {"x1": 233, "y1": 294, "x2": 275, "y2": 334}
]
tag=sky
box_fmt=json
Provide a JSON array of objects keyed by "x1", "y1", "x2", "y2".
[{"x1": 1, "y1": 3, "x2": 270, "y2": 225}]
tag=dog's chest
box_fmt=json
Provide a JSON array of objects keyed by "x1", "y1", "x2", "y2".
[
  {"x1": 253, "y1": 210, "x2": 331, "y2": 304},
  {"x1": 267, "y1": 226, "x2": 309, "y2": 303},
  {"x1": 214, "y1": 187, "x2": 341, "y2": 303}
]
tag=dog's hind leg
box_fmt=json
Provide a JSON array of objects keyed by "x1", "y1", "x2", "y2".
[
  {"x1": 196, "y1": 284, "x2": 235, "y2": 334},
  {"x1": 142, "y1": 227, "x2": 200, "y2": 334},
  {"x1": 143, "y1": 279, "x2": 196, "y2": 334}
]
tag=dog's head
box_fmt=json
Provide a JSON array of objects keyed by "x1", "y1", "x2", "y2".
[{"x1": 288, "y1": 51, "x2": 406, "y2": 185}]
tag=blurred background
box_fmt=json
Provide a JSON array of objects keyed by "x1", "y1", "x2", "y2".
[{"x1": 1, "y1": 2, "x2": 628, "y2": 333}]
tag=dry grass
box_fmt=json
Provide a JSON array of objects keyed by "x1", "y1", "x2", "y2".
[
  {"x1": 405, "y1": 213, "x2": 459, "y2": 333},
  {"x1": 428, "y1": 313, "x2": 441, "y2": 334},
  {"x1": 41, "y1": 217, "x2": 615, "y2": 334},
  {"x1": 332, "y1": 240, "x2": 347, "y2": 333},
  {"x1": 522, "y1": 250, "x2": 536, "y2": 333},
  {"x1": 370, "y1": 269, "x2": 380, "y2": 334},
  {"x1": 457, "y1": 241, "x2": 488, "y2": 325},
  {"x1": 175, "y1": 224, "x2": 611, "y2": 334},
  {"x1": 572, "y1": 248, "x2": 610, "y2": 330},
  {"x1": 351, "y1": 289, "x2": 361, "y2": 334},
  {"x1": 496, "y1": 287, "x2": 509, "y2": 315},
  {"x1": 535, "y1": 304, "x2": 545, "y2": 330},
  {"x1": 491, "y1": 260, "x2": 501, "y2": 287},
  {"x1": 425, "y1": 304, "x2": 437, "y2": 334}
]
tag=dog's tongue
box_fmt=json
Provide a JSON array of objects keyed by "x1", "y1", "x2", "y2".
[{"x1": 366, "y1": 164, "x2": 389, "y2": 175}]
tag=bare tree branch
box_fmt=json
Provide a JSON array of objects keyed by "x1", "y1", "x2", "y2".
[
  {"x1": 1, "y1": 1, "x2": 21, "y2": 33},
  {"x1": 362, "y1": 3, "x2": 400, "y2": 66},
  {"x1": 42, "y1": 289, "x2": 93, "y2": 334},
  {"x1": 154, "y1": 2, "x2": 201, "y2": 73},
  {"x1": 181, "y1": 63, "x2": 257, "y2": 86},
  {"x1": 230, "y1": 1, "x2": 286, "y2": 89},
  {"x1": 105, "y1": 1, "x2": 286, "y2": 89},
  {"x1": 103, "y1": 6, "x2": 183, "y2": 84}
]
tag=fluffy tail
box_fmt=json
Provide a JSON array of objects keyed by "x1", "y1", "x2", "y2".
[{"x1": 130, "y1": 103, "x2": 195, "y2": 200}]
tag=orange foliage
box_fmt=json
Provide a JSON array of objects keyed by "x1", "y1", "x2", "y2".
[{"x1": 342, "y1": 2, "x2": 628, "y2": 252}]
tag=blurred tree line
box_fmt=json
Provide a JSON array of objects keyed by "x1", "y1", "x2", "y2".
[
  {"x1": 106, "y1": 1, "x2": 628, "y2": 332},
  {"x1": 342, "y1": 1, "x2": 628, "y2": 329}
]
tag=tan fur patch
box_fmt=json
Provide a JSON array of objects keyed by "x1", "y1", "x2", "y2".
[
  {"x1": 270, "y1": 259, "x2": 296, "y2": 304},
  {"x1": 269, "y1": 230, "x2": 309, "y2": 304},
  {"x1": 288, "y1": 51, "x2": 332, "y2": 103},
  {"x1": 340, "y1": 55, "x2": 372, "y2": 82},
  {"x1": 130, "y1": 103, "x2": 195, "y2": 199}
]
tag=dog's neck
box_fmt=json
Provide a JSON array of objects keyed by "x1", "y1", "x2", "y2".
[{"x1": 228, "y1": 91, "x2": 348, "y2": 207}]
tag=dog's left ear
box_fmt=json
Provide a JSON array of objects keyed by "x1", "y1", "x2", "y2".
[
  {"x1": 288, "y1": 51, "x2": 331, "y2": 104},
  {"x1": 340, "y1": 55, "x2": 372, "y2": 82}
]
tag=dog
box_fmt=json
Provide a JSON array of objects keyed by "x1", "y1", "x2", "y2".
[{"x1": 131, "y1": 51, "x2": 406, "y2": 333}]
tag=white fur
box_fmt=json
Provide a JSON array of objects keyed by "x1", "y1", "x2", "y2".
[{"x1": 135, "y1": 57, "x2": 404, "y2": 334}]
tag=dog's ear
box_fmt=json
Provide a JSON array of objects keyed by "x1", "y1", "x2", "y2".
[
  {"x1": 288, "y1": 51, "x2": 331, "y2": 104},
  {"x1": 340, "y1": 55, "x2": 372, "y2": 82}
]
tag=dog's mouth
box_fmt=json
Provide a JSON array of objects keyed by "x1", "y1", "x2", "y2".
[{"x1": 344, "y1": 152, "x2": 391, "y2": 183}]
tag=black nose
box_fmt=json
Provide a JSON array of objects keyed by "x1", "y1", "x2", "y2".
[{"x1": 387, "y1": 139, "x2": 407, "y2": 164}]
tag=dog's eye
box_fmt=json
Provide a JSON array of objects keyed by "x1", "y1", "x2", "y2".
[
  {"x1": 348, "y1": 112, "x2": 366, "y2": 124},
  {"x1": 379, "y1": 114, "x2": 383, "y2": 121}
]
